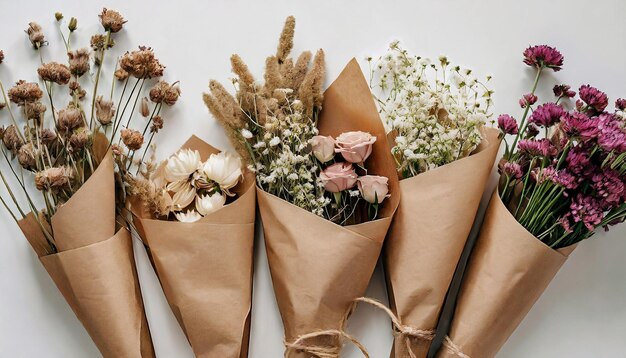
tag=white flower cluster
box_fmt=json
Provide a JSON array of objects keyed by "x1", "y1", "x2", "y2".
[
  {"x1": 369, "y1": 41, "x2": 493, "y2": 178},
  {"x1": 244, "y1": 94, "x2": 330, "y2": 217}
]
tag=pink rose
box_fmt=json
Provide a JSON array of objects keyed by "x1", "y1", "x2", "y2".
[
  {"x1": 310, "y1": 135, "x2": 335, "y2": 163},
  {"x1": 335, "y1": 131, "x2": 377, "y2": 163},
  {"x1": 357, "y1": 175, "x2": 389, "y2": 204},
  {"x1": 320, "y1": 162, "x2": 358, "y2": 192}
]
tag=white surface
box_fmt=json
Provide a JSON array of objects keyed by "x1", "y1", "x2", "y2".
[{"x1": 0, "y1": 1, "x2": 625, "y2": 357}]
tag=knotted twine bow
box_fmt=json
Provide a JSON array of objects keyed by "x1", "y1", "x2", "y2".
[
  {"x1": 284, "y1": 329, "x2": 370, "y2": 358},
  {"x1": 353, "y1": 298, "x2": 470, "y2": 358}
]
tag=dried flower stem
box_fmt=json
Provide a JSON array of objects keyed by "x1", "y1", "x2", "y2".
[
  {"x1": 0, "y1": 80, "x2": 25, "y2": 141},
  {"x1": 90, "y1": 30, "x2": 111, "y2": 129}
]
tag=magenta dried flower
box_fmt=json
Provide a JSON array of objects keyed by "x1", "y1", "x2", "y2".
[
  {"x1": 566, "y1": 146, "x2": 592, "y2": 176},
  {"x1": 528, "y1": 102, "x2": 565, "y2": 127},
  {"x1": 518, "y1": 93, "x2": 538, "y2": 108},
  {"x1": 497, "y1": 114, "x2": 519, "y2": 135},
  {"x1": 561, "y1": 112, "x2": 600, "y2": 142},
  {"x1": 578, "y1": 85, "x2": 608, "y2": 113},
  {"x1": 523, "y1": 45, "x2": 564, "y2": 71},
  {"x1": 592, "y1": 170, "x2": 624, "y2": 209},
  {"x1": 615, "y1": 98, "x2": 626, "y2": 111},
  {"x1": 502, "y1": 161, "x2": 523, "y2": 179},
  {"x1": 518, "y1": 138, "x2": 557, "y2": 158},
  {"x1": 568, "y1": 194, "x2": 604, "y2": 231},
  {"x1": 553, "y1": 84, "x2": 576, "y2": 98},
  {"x1": 598, "y1": 114, "x2": 626, "y2": 152}
]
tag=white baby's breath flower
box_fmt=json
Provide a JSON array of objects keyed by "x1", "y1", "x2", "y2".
[
  {"x1": 241, "y1": 129, "x2": 253, "y2": 139},
  {"x1": 269, "y1": 136, "x2": 281, "y2": 146}
]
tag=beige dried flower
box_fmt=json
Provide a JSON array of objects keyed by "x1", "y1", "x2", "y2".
[
  {"x1": 24, "y1": 101, "x2": 47, "y2": 121},
  {"x1": 163, "y1": 83, "x2": 181, "y2": 106},
  {"x1": 8, "y1": 80, "x2": 43, "y2": 105},
  {"x1": 35, "y1": 167, "x2": 72, "y2": 191},
  {"x1": 121, "y1": 128, "x2": 144, "y2": 150},
  {"x1": 40, "y1": 128, "x2": 57, "y2": 145},
  {"x1": 149, "y1": 81, "x2": 169, "y2": 103},
  {"x1": 140, "y1": 97, "x2": 150, "y2": 117},
  {"x1": 99, "y1": 8, "x2": 126, "y2": 33},
  {"x1": 119, "y1": 46, "x2": 164, "y2": 79},
  {"x1": 114, "y1": 67, "x2": 129, "y2": 81},
  {"x1": 150, "y1": 115, "x2": 164, "y2": 133},
  {"x1": 264, "y1": 56, "x2": 283, "y2": 96},
  {"x1": 37, "y1": 62, "x2": 71, "y2": 85},
  {"x1": 292, "y1": 51, "x2": 312, "y2": 90},
  {"x1": 90, "y1": 34, "x2": 114, "y2": 52},
  {"x1": 57, "y1": 107, "x2": 84, "y2": 133},
  {"x1": 2, "y1": 125, "x2": 24, "y2": 152},
  {"x1": 69, "y1": 127, "x2": 91, "y2": 152},
  {"x1": 298, "y1": 49, "x2": 325, "y2": 117},
  {"x1": 0, "y1": 50, "x2": 4, "y2": 64},
  {"x1": 17, "y1": 142, "x2": 36, "y2": 169},
  {"x1": 276, "y1": 16, "x2": 295, "y2": 64},
  {"x1": 95, "y1": 96, "x2": 115, "y2": 125},
  {"x1": 26, "y1": 22, "x2": 46, "y2": 48},
  {"x1": 68, "y1": 48, "x2": 91, "y2": 77}
]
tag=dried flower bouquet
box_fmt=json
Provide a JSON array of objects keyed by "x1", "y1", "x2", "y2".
[
  {"x1": 204, "y1": 17, "x2": 399, "y2": 357},
  {"x1": 0, "y1": 9, "x2": 181, "y2": 357},
  {"x1": 365, "y1": 42, "x2": 500, "y2": 357},
  {"x1": 439, "y1": 45, "x2": 626, "y2": 358}
]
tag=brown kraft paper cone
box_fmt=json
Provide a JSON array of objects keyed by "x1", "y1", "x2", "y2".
[
  {"x1": 17, "y1": 135, "x2": 155, "y2": 358},
  {"x1": 133, "y1": 135, "x2": 256, "y2": 358},
  {"x1": 384, "y1": 128, "x2": 501, "y2": 358},
  {"x1": 258, "y1": 58, "x2": 400, "y2": 357},
  {"x1": 436, "y1": 190, "x2": 576, "y2": 358}
]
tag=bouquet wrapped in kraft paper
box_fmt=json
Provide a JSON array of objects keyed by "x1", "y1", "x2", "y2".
[
  {"x1": 18, "y1": 136, "x2": 155, "y2": 358},
  {"x1": 366, "y1": 42, "x2": 501, "y2": 357},
  {"x1": 130, "y1": 135, "x2": 255, "y2": 358},
  {"x1": 436, "y1": 45, "x2": 626, "y2": 357},
  {"x1": 258, "y1": 59, "x2": 400, "y2": 356}
]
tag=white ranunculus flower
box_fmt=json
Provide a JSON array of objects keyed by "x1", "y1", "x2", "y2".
[
  {"x1": 202, "y1": 152, "x2": 242, "y2": 191},
  {"x1": 169, "y1": 181, "x2": 196, "y2": 210},
  {"x1": 174, "y1": 210, "x2": 202, "y2": 223},
  {"x1": 195, "y1": 192, "x2": 226, "y2": 216},
  {"x1": 165, "y1": 149, "x2": 202, "y2": 182}
]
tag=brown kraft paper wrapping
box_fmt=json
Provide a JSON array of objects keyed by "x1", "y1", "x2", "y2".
[
  {"x1": 133, "y1": 135, "x2": 255, "y2": 358},
  {"x1": 17, "y1": 139, "x2": 155, "y2": 358},
  {"x1": 437, "y1": 190, "x2": 576, "y2": 358},
  {"x1": 384, "y1": 127, "x2": 501, "y2": 358},
  {"x1": 258, "y1": 58, "x2": 400, "y2": 357}
]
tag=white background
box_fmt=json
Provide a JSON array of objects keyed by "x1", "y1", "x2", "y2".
[{"x1": 1, "y1": 1, "x2": 625, "y2": 357}]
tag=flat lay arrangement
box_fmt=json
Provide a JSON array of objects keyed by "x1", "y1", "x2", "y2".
[{"x1": 1, "y1": 2, "x2": 624, "y2": 358}]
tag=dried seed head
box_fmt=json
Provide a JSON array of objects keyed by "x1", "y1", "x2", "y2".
[
  {"x1": 149, "y1": 81, "x2": 169, "y2": 103},
  {"x1": 95, "y1": 96, "x2": 115, "y2": 125},
  {"x1": 26, "y1": 22, "x2": 46, "y2": 48},
  {"x1": 57, "y1": 106, "x2": 84, "y2": 133},
  {"x1": 99, "y1": 8, "x2": 126, "y2": 33},
  {"x1": 67, "y1": 48, "x2": 91, "y2": 77},
  {"x1": 68, "y1": 17, "x2": 78, "y2": 32},
  {"x1": 17, "y1": 142, "x2": 36, "y2": 169},
  {"x1": 24, "y1": 101, "x2": 47, "y2": 121},
  {"x1": 2, "y1": 125, "x2": 24, "y2": 152},
  {"x1": 276, "y1": 16, "x2": 296, "y2": 64},
  {"x1": 121, "y1": 128, "x2": 144, "y2": 150},
  {"x1": 55, "y1": 12, "x2": 64, "y2": 21},
  {"x1": 37, "y1": 62, "x2": 71, "y2": 85},
  {"x1": 8, "y1": 80, "x2": 43, "y2": 105},
  {"x1": 90, "y1": 34, "x2": 114, "y2": 51},
  {"x1": 140, "y1": 97, "x2": 150, "y2": 117},
  {"x1": 119, "y1": 46, "x2": 165, "y2": 79},
  {"x1": 150, "y1": 115, "x2": 164, "y2": 133}
]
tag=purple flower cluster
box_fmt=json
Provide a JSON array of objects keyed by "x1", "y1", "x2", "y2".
[
  {"x1": 523, "y1": 45, "x2": 564, "y2": 71},
  {"x1": 498, "y1": 45, "x2": 626, "y2": 248}
]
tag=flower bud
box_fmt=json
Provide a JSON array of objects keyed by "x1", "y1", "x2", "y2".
[
  {"x1": 68, "y1": 17, "x2": 78, "y2": 32},
  {"x1": 357, "y1": 175, "x2": 389, "y2": 204}
]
